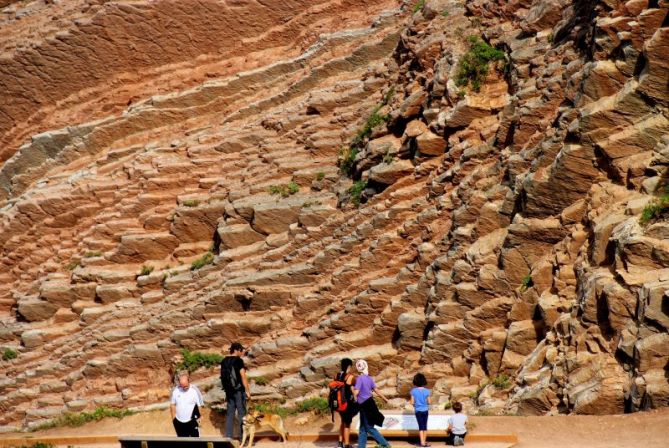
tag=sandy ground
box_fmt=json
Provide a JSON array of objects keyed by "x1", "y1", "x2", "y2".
[{"x1": 2, "y1": 407, "x2": 669, "y2": 448}]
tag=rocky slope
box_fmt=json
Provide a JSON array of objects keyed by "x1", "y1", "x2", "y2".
[{"x1": 0, "y1": 0, "x2": 667, "y2": 431}]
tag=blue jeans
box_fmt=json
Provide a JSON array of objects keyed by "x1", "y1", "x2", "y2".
[
  {"x1": 358, "y1": 408, "x2": 389, "y2": 448},
  {"x1": 225, "y1": 390, "x2": 246, "y2": 439}
]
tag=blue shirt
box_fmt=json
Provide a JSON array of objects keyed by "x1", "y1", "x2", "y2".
[{"x1": 411, "y1": 387, "x2": 430, "y2": 412}]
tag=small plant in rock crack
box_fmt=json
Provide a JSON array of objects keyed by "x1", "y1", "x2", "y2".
[
  {"x1": 139, "y1": 265, "x2": 154, "y2": 276},
  {"x1": 382, "y1": 149, "x2": 395, "y2": 164},
  {"x1": 640, "y1": 187, "x2": 669, "y2": 225},
  {"x1": 269, "y1": 181, "x2": 300, "y2": 198},
  {"x1": 455, "y1": 36, "x2": 506, "y2": 92},
  {"x1": 3, "y1": 348, "x2": 18, "y2": 361},
  {"x1": 348, "y1": 180, "x2": 368, "y2": 206},
  {"x1": 519, "y1": 274, "x2": 534, "y2": 292},
  {"x1": 412, "y1": 0, "x2": 425, "y2": 14},
  {"x1": 83, "y1": 250, "x2": 102, "y2": 258},
  {"x1": 492, "y1": 373, "x2": 511, "y2": 389},
  {"x1": 251, "y1": 376, "x2": 269, "y2": 386},
  {"x1": 191, "y1": 251, "x2": 214, "y2": 270},
  {"x1": 316, "y1": 171, "x2": 326, "y2": 181},
  {"x1": 182, "y1": 199, "x2": 200, "y2": 207}
]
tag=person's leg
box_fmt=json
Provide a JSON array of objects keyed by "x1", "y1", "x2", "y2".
[
  {"x1": 445, "y1": 433, "x2": 454, "y2": 446},
  {"x1": 358, "y1": 411, "x2": 368, "y2": 448},
  {"x1": 237, "y1": 391, "x2": 247, "y2": 440},
  {"x1": 188, "y1": 419, "x2": 200, "y2": 437},
  {"x1": 338, "y1": 415, "x2": 345, "y2": 446},
  {"x1": 365, "y1": 418, "x2": 389, "y2": 447},
  {"x1": 343, "y1": 423, "x2": 351, "y2": 446},
  {"x1": 226, "y1": 396, "x2": 237, "y2": 438}
]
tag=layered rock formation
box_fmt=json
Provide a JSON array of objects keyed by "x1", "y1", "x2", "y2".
[{"x1": 0, "y1": 0, "x2": 667, "y2": 431}]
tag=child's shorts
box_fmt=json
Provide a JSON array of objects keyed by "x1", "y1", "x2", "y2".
[{"x1": 415, "y1": 411, "x2": 428, "y2": 430}]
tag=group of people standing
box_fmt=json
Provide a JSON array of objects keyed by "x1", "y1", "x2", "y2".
[
  {"x1": 170, "y1": 342, "x2": 250, "y2": 439},
  {"x1": 335, "y1": 358, "x2": 468, "y2": 448},
  {"x1": 170, "y1": 343, "x2": 468, "y2": 447}
]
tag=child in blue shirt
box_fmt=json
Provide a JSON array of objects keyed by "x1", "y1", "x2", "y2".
[{"x1": 410, "y1": 373, "x2": 432, "y2": 447}]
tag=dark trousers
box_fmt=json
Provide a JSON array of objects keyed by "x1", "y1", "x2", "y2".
[
  {"x1": 226, "y1": 390, "x2": 246, "y2": 439},
  {"x1": 173, "y1": 418, "x2": 199, "y2": 437},
  {"x1": 446, "y1": 432, "x2": 467, "y2": 445}
]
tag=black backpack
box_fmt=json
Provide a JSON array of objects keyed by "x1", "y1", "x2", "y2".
[{"x1": 221, "y1": 357, "x2": 242, "y2": 395}]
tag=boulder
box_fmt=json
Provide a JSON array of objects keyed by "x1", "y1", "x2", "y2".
[
  {"x1": 368, "y1": 160, "x2": 414, "y2": 185},
  {"x1": 218, "y1": 223, "x2": 265, "y2": 249},
  {"x1": 109, "y1": 233, "x2": 179, "y2": 263}
]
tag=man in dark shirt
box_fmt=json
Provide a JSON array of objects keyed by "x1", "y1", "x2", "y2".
[{"x1": 221, "y1": 342, "x2": 251, "y2": 440}]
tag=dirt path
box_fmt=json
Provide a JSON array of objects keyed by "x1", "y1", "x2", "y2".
[{"x1": 3, "y1": 407, "x2": 668, "y2": 448}]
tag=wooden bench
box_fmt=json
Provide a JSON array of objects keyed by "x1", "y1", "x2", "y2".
[{"x1": 119, "y1": 436, "x2": 238, "y2": 448}]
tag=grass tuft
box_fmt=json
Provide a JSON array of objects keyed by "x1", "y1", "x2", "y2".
[
  {"x1": 191, "y1": 252, "x2": 215, "y2": 270},
  {"x1": 2, "y1": 348, "x2": 18, "y2": 361},
  {"x1": 640, "y1": 188, "x2": 669, "y2": 225},
  {"x1": 269, "y1": 182, "x2": 300, "y2": 198},
  {"x1": 492, "y1": 373, "x2": 511, "y2": 389},
  {"x1": 139, "y1": 265, "x2": 154, "y2": 276}
]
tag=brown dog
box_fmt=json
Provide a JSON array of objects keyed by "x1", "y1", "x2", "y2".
[{"x1": 241, "y1": 409, "x2": 288, "y2": 448}]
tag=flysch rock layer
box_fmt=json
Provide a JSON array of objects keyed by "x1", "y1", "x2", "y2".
[{"x1": 0, "y1": 0, "x2": 667, "y2": 431}]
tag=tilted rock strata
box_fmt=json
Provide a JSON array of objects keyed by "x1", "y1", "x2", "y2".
[{"x1": 0, "y1": 0, "x2": 667, "y2": 431}]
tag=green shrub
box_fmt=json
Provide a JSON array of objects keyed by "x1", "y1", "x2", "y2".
[
  {"x1": 348, "y1": 180, "x2": 368, "y2": 206},
  {"x1": 316, "y1": 171, "x2": 326, "y2": 181},
  {"x1": 253, "y1": 402, "x2": 294, "y2": 418},
  {"x1": 84, "y1": 251, "x2": 102, "y2": 258},
  {"x1": 176, "y1": 349, "x2": 223, "y2": 372},
  {"x1": 443, "y1": 401, "x2": 453, "y2": 410},
  {"x1": 191, "y1": 252, "x2": 214, "y2": 270},
  {"x1": 640, "y1": 189, "x2": 669, "y2": 225},
  {"x1": 296, "y1": 397, "x2": 330, "y2": 415},
  {"x1": 2, "y1": 348, "x2": 18, "y2": 361},
  {"x1": 139, "y1": 265, "x2": 154, "y2": 276},
  {"x1": 269, "y1": 182, "x2": 300, "y2": 198},
  {"x1": 251, "y1": 376, "x2": 269, "y2": 386},
  {"x1": 382, "y1": 151, "x2": 394, "y2": 164},
  {"x1": 182, "y1": 199, "x2": 200, "y2": 207},
  {"x1": 455, "y1": 36, "x2": 505, "y2": 92},
  {"x1": 492, "y1": 373, "x2": 511, "y2": 389},
  {"x1": 32, "y1": 407, "x2": 134, "y2": 431},
  {"x1": 442, "y1": 10, "x2": 449, "y2": 17},
  {"x1": 412, "y1": 0, "x2": 425, "y2": 14}
]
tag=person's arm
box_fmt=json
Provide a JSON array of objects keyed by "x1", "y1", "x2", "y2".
[
  {"x1": 447, "y1": 417, "x2": 453, "y2": 433},
  {"x1": 373, "y1": 387, "x2": 389, "y2": 402},
  {"x1": 353, "y1": 377, "x2": 360, "y2": 400},
  {"x1": 240, "y1": 367, "x2": 251, "y2": 399},
  {"x1": 170, "y1": 390, "x2": 177, "y2": 420},
  {"x1": 427, "y1": 390, "x2": 432, "y2": 405},
  {"x1": 410, "y1": 394, "x2": 415, "y2": 406}
]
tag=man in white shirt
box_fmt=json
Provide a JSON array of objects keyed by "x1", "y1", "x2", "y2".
[{"x1": 170, "y1": 370, "x2": 204, "y2": 437}]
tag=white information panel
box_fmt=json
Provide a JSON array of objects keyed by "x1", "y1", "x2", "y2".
[{"x1": 352, "y1": 411, "x2": 451, "y2": 433}]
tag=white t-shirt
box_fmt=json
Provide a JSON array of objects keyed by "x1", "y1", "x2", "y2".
[
  {"x1": 171, "y1": 385, "x2": 204, "y2": 422},
  {"x1": 448, "y1": 413, "x2": 468, "y2": 435}
]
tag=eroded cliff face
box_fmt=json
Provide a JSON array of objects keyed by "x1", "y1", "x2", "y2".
[{"x1": 0, "y1": 0, "x2": 667, "y2": 430}]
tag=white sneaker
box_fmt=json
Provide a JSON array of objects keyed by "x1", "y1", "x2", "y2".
[{"x1": 454, "y1": 436, "x2": 464, "y2": 446}]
